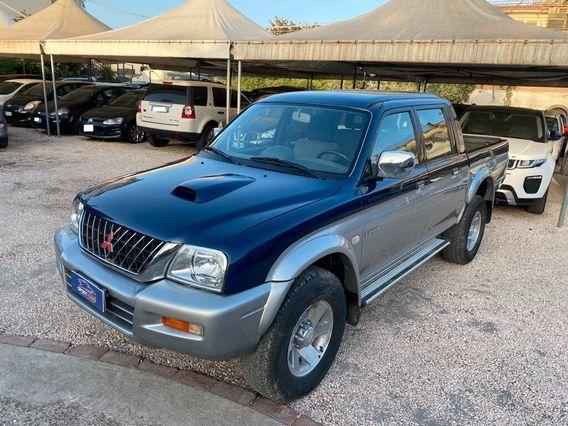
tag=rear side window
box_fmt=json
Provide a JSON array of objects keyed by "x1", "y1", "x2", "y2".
[
  {"x1": 213, "y1": 87, "x2": 226, "y2": 107},
  {"x1": 417, "y1": 109, "x2": 454, "y2": 161},
  {"x1": 57, "y1": 84, "x2": 75, "y2": 97},
  {"x1": 145, "y1": 84, "x2": 188, "y2": 105},
  {"x1": 371, "y1": 111, "x2": 418, "y2": 162},
  {"x1": 193, "y1": 87, "x2": 208, "y2": 106},
  {"x1": 546, "y1": 117, "x2": 559, "y2": 133}
]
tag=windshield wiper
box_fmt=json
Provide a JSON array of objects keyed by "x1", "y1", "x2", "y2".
[
  {"x1": 201, "y1": 146, "x2": 235, "y2": 163},
  {"x1": 249, "y1": 157, "x2": 320, "y2": 179}
]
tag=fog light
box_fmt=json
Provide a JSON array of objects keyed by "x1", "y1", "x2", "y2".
[{"x1": 162, "y1": 316, "x2": 203, "y2": 336}]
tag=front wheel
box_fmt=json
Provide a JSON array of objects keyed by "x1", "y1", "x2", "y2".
[
  {"x1": 242, "y1": 266, "x2": 346, "y2": 402},
  {"x1": 442, "y1": 195, "x2": 487, "y2": 265},
  {"x1": 127, "y1": 123, "x2": 146, "y2": 143}
]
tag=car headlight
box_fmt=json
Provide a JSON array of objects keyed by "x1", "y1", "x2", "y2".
[
  {"x1": 167, "y1": 245, "x2": 228, "y2": 293},
  {"x1": 57, "y1": 108, "x2": 70, "y2": 116},
  {"x1": 24, "y1": 100, "x2": 41, "y2": 111},
  {"x1": 102, "y1": 117, "x2": 124, "y2": 125},
  {"x1": 70, "y1": 199, "x2": 84, "y2": 233},
  {"x1": 517, "y1": 159, "x2": 547, "y2": 169}
]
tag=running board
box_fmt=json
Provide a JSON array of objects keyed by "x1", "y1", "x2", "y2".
[{"x1": 360, "y1": 238, "x2": 449, "y2": 306}]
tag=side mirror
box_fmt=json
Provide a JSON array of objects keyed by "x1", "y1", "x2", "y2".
[
  {"x1": 376, "y1": 151, "x2": 417, "y2": 179},
  {"x1": 550, "y1": 131, "x2": 562, "y2": 141}
]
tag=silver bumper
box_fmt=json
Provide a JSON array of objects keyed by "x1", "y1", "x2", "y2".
[{"x1": 55, "y1": 226, "x2": 287, "y2": 360}]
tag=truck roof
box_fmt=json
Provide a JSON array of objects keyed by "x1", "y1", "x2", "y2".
[{"x1": 257, "y1": 90, "x2": 444, "y2": 109}]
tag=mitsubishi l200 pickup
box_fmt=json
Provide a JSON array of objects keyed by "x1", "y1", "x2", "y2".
[{"x1": 55, "y1": 92, "x2": 508, "y2": 401}]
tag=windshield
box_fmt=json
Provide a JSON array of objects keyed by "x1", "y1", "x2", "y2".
[
  {"x1": 110, "y1": 91, "x2": 143, "y2": 107},
  {"x1": 0, "y1": 81, "x2": 23, "y2": 95},
  {"x1": 61, "y1": 86, "x2": 99, "y2": 102},
  {"x1": 461, "y1": 110, "x2": 545, "y2": 143},
  {"x1": 22, "y1": 83, "x2": 51, "y2": 97},
  {"x1": 211, "y1": 103, "x2": 370, "y2": 177},
  {"x1": 546, "y1": 117, "x2": 559, "y2": 133}
]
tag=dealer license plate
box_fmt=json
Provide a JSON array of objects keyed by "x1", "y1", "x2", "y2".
[
  {"x1": 70, "y1": 272, "x2": 106, "y2": 313},
  {"x1": 83, "y1": 124, "x2": 94, "y2": 132},
  {"x1": 5, "y1": 111, "x2": 12, "y2": 116},
  {"x1": 34, "y1": 117, "x2": 42, "y2": 123},
  {"x1": 152, "y1": 105, "x2": 168, "y2": 113}
]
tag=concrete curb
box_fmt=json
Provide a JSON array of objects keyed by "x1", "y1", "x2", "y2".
[{"x1": 0, "y1": 333, "x2": 319, "y2": 426}]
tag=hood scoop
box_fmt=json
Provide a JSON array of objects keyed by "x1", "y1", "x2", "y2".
[{"x1": 172, "y1": 174, "x2": 256, "y2": 203}]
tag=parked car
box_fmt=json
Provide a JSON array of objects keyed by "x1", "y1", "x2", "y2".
[
  {"x1": 0, "y1": 79, "x2": 41, "y2": 105},
  {"x1": 0, "y1": 104, "x2": 8, "y2": 148},
  {"x1": 0, "y1": 74, "x2": 41, "y2": 83},
  {"x1": 79, "y1": 89, "x2": 146, "y2": 143},
  {"x1": 33, "y1": 85, "x2": 129, "y2": 134},
  {"x1": 137, "y1": 81, "x2": 249, "y2": 149},
  {"x1": 545, "y1": 113, "x2": 568, "y2": 159},
  {"x1": 459, "y1": 105, "x2": 554, "y2": 214},
  {"x1": 55, "y1": 91, "x2": 508, "y2": 402},
  {"x1": 4, "y1": 81, "x2": 89, "y2": 126}
]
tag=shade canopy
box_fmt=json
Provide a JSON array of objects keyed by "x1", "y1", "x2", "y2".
[
  {"x1": 0, "y1": 9, "x2": 13, "y2": 30},
  {"x1": 44, "y1": 0, "x2": 272, "y2": 67},
  {"x1": 234, "y1": 0, "x2": 568, "y2": 87},
  {"x1": 0, "y1": 0, "x2": 109, "y2": 58}
]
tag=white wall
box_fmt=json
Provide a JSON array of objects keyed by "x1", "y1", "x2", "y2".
[{"x1": 469, "y1": 85, "x2": 568, "y2": 114}]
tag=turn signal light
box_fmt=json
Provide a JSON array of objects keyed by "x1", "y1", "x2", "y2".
[{"x1": 162, "y1": 316, "x2": 203, "y2": 336}]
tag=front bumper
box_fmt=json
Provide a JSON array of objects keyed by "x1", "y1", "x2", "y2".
[
  {"x1": 4, "y1": 109, "x2": 32, "y2": 126},
  {"x1": 496, "y1": 158, "x2": 555, "y2": 204},
  {"x1": 79, "y1": 123, "x2": 125, "y2": 140},
  {"x1": 55, "y1": 226, "x2": 273, "y2": 360}
]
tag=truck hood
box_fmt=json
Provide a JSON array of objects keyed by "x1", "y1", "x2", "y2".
[
  {"x1": 504, "y1": 137, "x2": 551, "y2": 160},
  {"x1": 81, "y1": 155, "x2": 341, "y2": 246}
]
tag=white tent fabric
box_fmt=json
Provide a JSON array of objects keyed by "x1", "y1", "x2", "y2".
[
  {"x1": 0, "y1": 9, "x2": 13, "y2": 30},
  {"x1": 234, "y1": 0, "x2": 568, "y2": 73},
  {"x1": 0, "y1": 0, "x2": 109, "y2": 58},
  {"x1": 0, "y1": 0, "x2": 51, "y2": 21},
  {"x1": 44, "y1": 0, "x2": 272, "y2": 64}
]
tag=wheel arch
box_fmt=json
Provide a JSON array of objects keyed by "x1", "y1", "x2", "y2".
[{"x1": 467, "y1": 168, "x2": 496, "y2": 223}]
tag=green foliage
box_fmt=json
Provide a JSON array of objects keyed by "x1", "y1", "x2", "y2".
[{"x1": 100, "y1": 65, "x2": 116, "y2": 82}]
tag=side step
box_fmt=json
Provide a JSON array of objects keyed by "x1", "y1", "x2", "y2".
[{"x1": 360, "y1": 238, "x2": 449, "y2": 306}]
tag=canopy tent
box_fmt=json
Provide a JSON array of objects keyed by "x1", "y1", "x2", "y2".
[
  {"x1": 0, "y1": 9, "x2": 13, "y2": 30},
  {"x1": 44, "y1": 0, "x2": 272, "y2": 68},
  {"x1": 234, "y1": 0, "x2": 568, "y2": 87},
  {"x1": 0, "y1": 0, "x2": 51, "y2": 21},
  {"x1": 0, "y1": 0, "x2": 109, "y2": 59}
]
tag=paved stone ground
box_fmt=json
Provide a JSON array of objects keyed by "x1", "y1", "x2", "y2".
[{"x1": 1, "y1": 127, "x2": 568, "y2": 425}]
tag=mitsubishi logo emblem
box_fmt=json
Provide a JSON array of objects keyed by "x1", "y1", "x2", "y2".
[{"x1": 100, "y1": 232, "x2": 114, "y2": 253}]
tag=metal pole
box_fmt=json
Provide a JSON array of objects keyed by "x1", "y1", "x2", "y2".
[
  {"x1": 49, "y1": 55, "x2": 61, "y2": 137},
  {"x1": 237, "y1": 60, "x2": 242, "y2": 115},
  {"x1": 423, "y1": 80, "x2": 428, "y2": 93},
  {"x1": 558, "y1": 178, "x2": 568, "y2": 228},
  {"x1": 225, "y1": 58, "x2": 231, "y2": 124},
  {"x1": 40, "y1": 53, "x2": 50, "y2": 137},
  {"x1": 377, "y1": 77, "x2": 381, "y2": 91},
  {"x1": 352, "y1": 66, "x2": 357, "y2": 90},
  {"x1": 340, "y1": 75, "x2": 344, "y2": 90}
]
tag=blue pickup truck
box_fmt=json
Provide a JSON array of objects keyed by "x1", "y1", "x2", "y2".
[{"x1": 55, "y1": 91, "x2": 508, "y2": 401}]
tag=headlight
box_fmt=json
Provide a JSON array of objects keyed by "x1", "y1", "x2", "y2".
[
  {"x1": 24, "y1": 100, "x2": 41, "y2": 111},
  {"x1": 167, "y1": 245, "x2": 228, "y2": 293},
  {"x1": 70, "y1": 199, "x2": 84, "y2": 233},
  {"x1": 517, "y1": 159, "x2": 547, "y2": 169},
  {"x1": 102, "y1": 117, "x2": 124, "y2": 125},
  {"x1": 57, "y1": 108, "x2": 70, "y2": 116}
]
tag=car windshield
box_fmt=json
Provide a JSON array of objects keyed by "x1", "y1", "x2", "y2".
[
  {"x1": 0, "y1": 81, "x2": 23, "y2": 95},
  {"x1": 461, "y1": 109, "x2": 545, "y2": 143},
  {"x1": 61, "y1": 86, "x2": 100, "y2": 102},
  {"x1": 110, "y1": 91, "x2": 142, "y2": 107},
  {"x1": 210, "y1": 103, "x2": 370, "y2": 178},
  {"x1": 22, "y1": 83, "x2": 51, "y2": 97},
  {"x1": 546, "y1": 117, "x2": 559, "y2": 133}
]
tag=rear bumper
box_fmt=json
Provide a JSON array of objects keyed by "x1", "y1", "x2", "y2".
[
  {"x1": 140, "y1": 126, "x2": 200, "y2": 142},
  {"x1": 54, "y1": 226, "x2": 275, "y2": 360}
]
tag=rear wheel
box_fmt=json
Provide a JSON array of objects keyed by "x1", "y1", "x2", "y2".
[
  {"x1": 442, "y1": 195, "x2": 487, "y2": 265},
  {"x1": 242, "y1": 266, "x2": 346, "y2": 402},
  {"x1": 127, "y1": 123, "x2": 146, "y2": 143},
  {"x1": 148, "y1": 134, "x2": 169, "y2": 148},
  {"x1": 0, "y1": 137, "x2": 7, "y2": 149},
  {"x1": 195, "y1": 123, "x2": 216, "y2": 151},
  {"x1": 526, "y1": 191, "x2": 548, "y2": 215}
]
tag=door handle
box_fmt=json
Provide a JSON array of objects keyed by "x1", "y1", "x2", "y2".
[
  {"x1": 218, "y1": 111, "x2": 225, "y2": 115},
  {"x1": 452, "y1": 169, "x2": 460, "y2": 176}
]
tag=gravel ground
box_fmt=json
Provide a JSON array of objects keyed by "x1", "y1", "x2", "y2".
[{"x1": 1, "y1": 127, "x2": 568, "y2": 425}]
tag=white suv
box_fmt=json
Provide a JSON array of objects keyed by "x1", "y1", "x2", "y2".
[
  {"x1": 460, "y1": 106, "x2": 555, "y2": 214},
  {"x1": 137, "y1": 81, "x2": 248, "y2": 149}
]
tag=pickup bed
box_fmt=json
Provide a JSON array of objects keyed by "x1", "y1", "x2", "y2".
[{"x1": 55, "y1": 91, "x2": 508, "y2": 401}]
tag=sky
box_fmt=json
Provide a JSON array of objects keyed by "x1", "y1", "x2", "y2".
[{"x1": 84, "y1": 0, "x2": 391, "y2": 29}]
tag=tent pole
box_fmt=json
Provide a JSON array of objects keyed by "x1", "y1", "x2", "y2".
[
  {"x1": 423, "y1": 80, "x2": 428, "y2": 93},
  {"x1": 50, "y1": 55, "x2": 61, "y2": 137},
  {"x1": 559, "y1": 170, "x2": 568, "y2": 227},
  {"x1": 352, "y1": 66, "x2": 357, "y2": 90},
  {"x1": 340, "y1": 75, "x2": 344, "y2": 90},
  {"x1": 237, "y1": 60, "x2": 242, "y2": 115},
  {"x1": 377, "y1": 77, "x2": 381, "y2": 91},
  {"x1": 40, "y1": 53, "x2": 50, "y2": 137},
  {"x1": 226, "y1": 58, "x2": 231, "y2": 124}
]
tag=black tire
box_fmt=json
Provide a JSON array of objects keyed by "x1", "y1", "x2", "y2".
[
  {"x1": 242, "y1": 266, "x2": 346, "y2": 402},
  {"x1": 0, "y1": 137, "x2": 7, "y2": 149},
  {"x1": 148, "y1": 134, "x2": 169, "y2": 148},
  {"x1": 195, "y1": 123, "x2": 216, "y2": 151},
  {"x1": 442, "y1": 195, "x2": 487, "y2": 265},
  {"x1": 526, "y1": 190, "x2": 548, "y2": 215},
  {"x1": 127, "y1": 123, "x2": 146, "y2": 144}
]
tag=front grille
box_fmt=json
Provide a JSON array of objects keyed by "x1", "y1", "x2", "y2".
[
  {"x1": 80, "y1": 211, "x2": 165, "y2": 275},
  {"x1": 64, "y1": 268, "x2": 134, "y2": 331}
]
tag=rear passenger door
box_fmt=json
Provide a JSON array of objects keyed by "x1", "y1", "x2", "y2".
[
  {"x1": 416, "y1": 106, "x2": 469, "y2": 238},
  {"x1": 212, "y1": 87, "x2": 228, "y2": 125},
  {"x1": 360, "y1": 109, "x2": 431, "y2": 279}
]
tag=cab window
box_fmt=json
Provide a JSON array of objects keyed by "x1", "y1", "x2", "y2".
[
  {"x1": 417, "y1": 109, "x2": 454, "y2": 160},
  {"x1": 370, "y1": 111, "x2": 419, "y2": 163}
]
